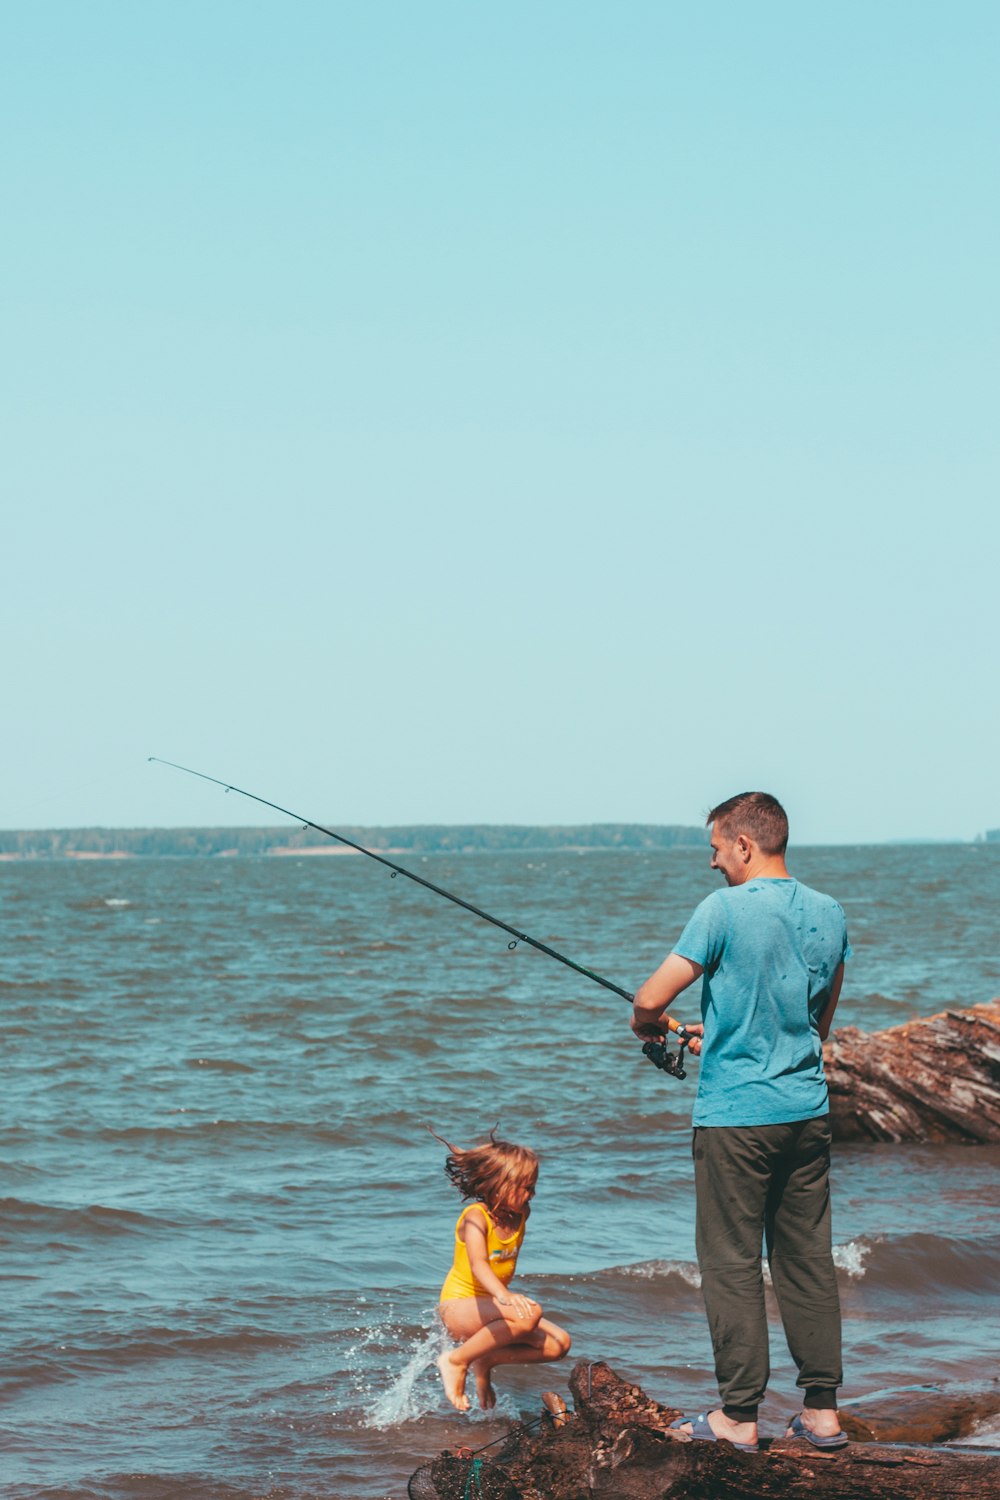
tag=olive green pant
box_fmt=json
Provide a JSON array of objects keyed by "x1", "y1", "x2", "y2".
[{"x1": 693, "y1": 1117, "x2": 843, "y2": 1422}]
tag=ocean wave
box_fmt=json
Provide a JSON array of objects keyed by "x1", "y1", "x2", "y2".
[
  {"x1": 959, "y1": 1412, "x2": 1000, "y2": 1446},
  {"x1": 555, "y1": 1251, "x2": 864, "y2": 1292},
  {"x1": 8, "y1": 1325, "x2": 310, "y2": 1392},
  {"x1": 579, "y1": 1258, "x2": 703, "y2": 1291},
  {"x1": 184, "y1": 1057, "x2": 256, "y2": 1074},
  {"x1": 841, "y1": 1231, "x2": 1000, "y2": 1298},
  {"x1": 556, "y1": 1233, "x2": 995, "y2": 1297},
  {"x1": 0, "y1": 979, "x2": 88, "y2": 997},
  {"x1": 0, "y1": 1161, "x2": 54, "y2": 1183},
  {"x1": 70, "y1": 898, "x2": 135, "y2": 911},
  {"x1": 3, "y1": 1478, "x2": 258, "y2": 1500},
  {"x1": 13, "y1": 1119, "x2": 359, "y2": 1148},
  {"x1": 0, "y1": 1198, "x2": 175, "y2": 1237}
]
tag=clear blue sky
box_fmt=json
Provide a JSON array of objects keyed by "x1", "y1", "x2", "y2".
[{"x1": 3, "y1": 2, "x2": 997, "y2": 843}]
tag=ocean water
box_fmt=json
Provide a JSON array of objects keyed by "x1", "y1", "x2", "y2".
[{"x1": 2, "y1": 843, "x2": 999, "y2": 1498}]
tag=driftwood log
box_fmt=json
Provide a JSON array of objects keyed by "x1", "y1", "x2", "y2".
[
  {"x1": 826, "y1": 999, "x2": 1000, "y2": 1143},
  {"x1": 491, "y1": 1362, "x2": 1000, "y2": 1500}
]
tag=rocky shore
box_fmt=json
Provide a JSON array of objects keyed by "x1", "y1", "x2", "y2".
[{"x1": 421, "y1": 1362, "x2": 1000, "y2": 1500}]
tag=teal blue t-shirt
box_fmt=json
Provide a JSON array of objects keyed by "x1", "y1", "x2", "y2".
[{"x1": 673, "y1": 878, "x2": 852, "y2": 1128}]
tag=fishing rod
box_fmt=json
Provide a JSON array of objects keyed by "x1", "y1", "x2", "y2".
[{"x1": 149, "y1": 757, "x2": 692, "y2": 1078}]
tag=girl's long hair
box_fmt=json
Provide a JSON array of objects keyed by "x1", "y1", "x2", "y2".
[{"x1": 429, "y1": 1124, "x2": 538, "y2": 1221}]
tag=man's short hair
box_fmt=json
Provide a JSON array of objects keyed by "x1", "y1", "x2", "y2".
[{"x1": 707, "y1": 792, "x2": 789, "y2": 855}]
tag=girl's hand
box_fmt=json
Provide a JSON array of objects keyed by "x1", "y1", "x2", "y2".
[{"x1": 498, "y1": 1292, "x2": 535, "y2": 1320}]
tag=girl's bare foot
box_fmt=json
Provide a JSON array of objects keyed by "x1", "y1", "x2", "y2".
[
  {"x1": 437, "y1": 1352, "x2": 470, "y2": 1412},
  {"x1": 472, "y1": 1360, "x2": 496, "y2": 1410}
]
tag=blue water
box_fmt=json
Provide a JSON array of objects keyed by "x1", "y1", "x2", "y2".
[{"x1": 2, "y1": 844, "x2": 999, "y2": 1497}]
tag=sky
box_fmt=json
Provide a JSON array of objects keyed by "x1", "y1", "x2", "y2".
[{"x1": 2, "y1": 2, "x2": 998, "y2": 844}]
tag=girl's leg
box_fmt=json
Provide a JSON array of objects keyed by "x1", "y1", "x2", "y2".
[
  {"x1": 471, "y1": 1317, "x2": 571, "y2": 1389},
  {"x1": 437, "y1": 1297, "x2": 544, "y2": 1412}
]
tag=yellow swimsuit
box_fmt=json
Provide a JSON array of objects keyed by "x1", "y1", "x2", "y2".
[{"x1": 439, "y1": 1202, "x2": 526, "y2": 1302}]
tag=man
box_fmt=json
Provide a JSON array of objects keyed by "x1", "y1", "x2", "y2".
[{"x1": 631, "y1": 792, "x2": 850, "y2": 1453}]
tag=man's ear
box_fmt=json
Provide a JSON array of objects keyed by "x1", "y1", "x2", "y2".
[{"x1": 736, "y1": 835, "x2": 753, "y2": 862}]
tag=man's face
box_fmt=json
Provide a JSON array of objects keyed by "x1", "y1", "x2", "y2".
[{"x1": 709, "y1": 823, "x2": 748, "y2": 886}]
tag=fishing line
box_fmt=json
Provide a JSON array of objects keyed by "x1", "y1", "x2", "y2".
[{"x1": 149, "y1": 758, "x2": 692, "y2": 1075}]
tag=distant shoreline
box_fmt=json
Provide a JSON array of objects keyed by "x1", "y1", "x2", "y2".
[
  {"x1": 0, "y1": 824, "x2": 992, "y2": 860},
  {"x1": 0, "y1": 823, "x2": 713, "y2": 860}
]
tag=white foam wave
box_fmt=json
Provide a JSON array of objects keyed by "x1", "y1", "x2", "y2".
[
  {"x1": 621, "y1": 1243, "x2": 873, "y2": 1291},
  {"x1": 834, "y1": 1237, "x2": 879, "y2": 1279},
  {"x1": 959, "y1": 1413, "x2": 1000, "y2": 1446},
  {"x1": 620, "y1": 1259, "x2": 702, "y2": 1287}
]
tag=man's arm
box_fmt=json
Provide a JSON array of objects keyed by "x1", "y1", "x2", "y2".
[
  {"x1": 630, "y1": 952, "x2": 703, "y2": 1039},
  {"x1": 816, "y1": 962, "x2": 845, "y2": 1042}
]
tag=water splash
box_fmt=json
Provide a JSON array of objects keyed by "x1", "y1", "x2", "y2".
[{"x1": 361, "y1": 1321, "x2": 445, "y2": 1430}]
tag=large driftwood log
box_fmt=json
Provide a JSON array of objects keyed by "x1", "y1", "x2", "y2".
[
  {"x1": 492, "y1": 1363, "x2": 1000, "y2": 1500},
  {"x1": 839, "y1": 1386, "x2": 1000, "y2": 1445},
  {"x1": 826, "y1": 1000, "x2": 1000, "y2": 1143}
]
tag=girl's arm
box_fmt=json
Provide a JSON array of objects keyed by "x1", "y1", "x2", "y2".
[{"x1": 461, "y1": 1211, "x2": 534, "y2": 1316}]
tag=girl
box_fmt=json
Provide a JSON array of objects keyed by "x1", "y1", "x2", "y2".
[{"x1": 432, "y1": 1127, "x2": 571, "y2": 1413}]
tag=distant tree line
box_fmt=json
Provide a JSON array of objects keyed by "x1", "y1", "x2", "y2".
[{"x1": 0, "y1": 824, "x2": 711, "y2": 859}]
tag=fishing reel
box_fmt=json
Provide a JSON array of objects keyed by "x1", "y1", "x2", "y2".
[{"x1": 641, "y1": 1031, "x2": 690, "y2": 1080}]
